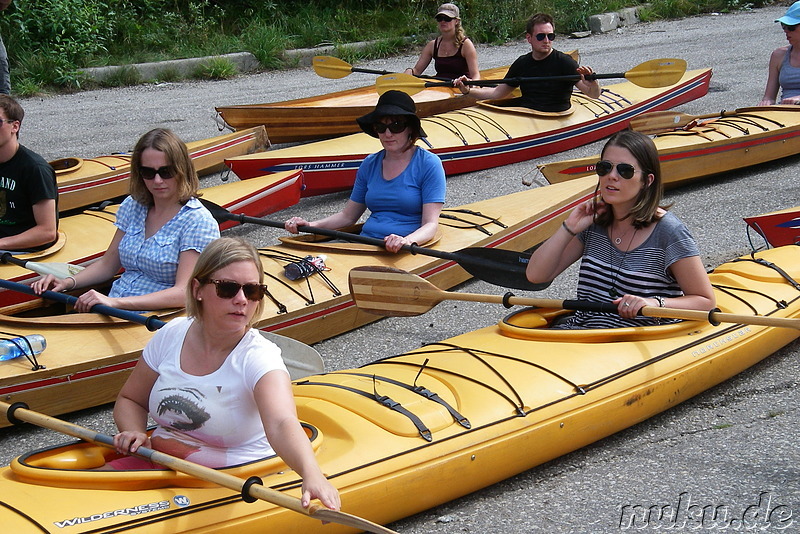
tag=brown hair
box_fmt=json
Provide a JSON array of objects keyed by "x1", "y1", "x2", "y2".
[
  {"x1": 594, "y1": 130, "x2": 667, "y2": 229},
  {"x1": 0, "y1": 95, "x2": 24, "y2": 138},
  {"x1": 526, "y1": 13, "x2": 555, "y2": 35},
  {"x1": 129, "y1": 128, "x2": 200, "y2": 206},
  {"x1": 186, "y1": 237, "x2": 266, "y2": 327}
]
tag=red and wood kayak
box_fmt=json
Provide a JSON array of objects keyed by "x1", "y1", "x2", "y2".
[
  {"x1": 0, "y1": 244, "x2": 798, "y2": 532},
  {"x1": 538, "y1": 105, "x2": 800, "y2": 187},
  {"x1": 224, "y1": 68, "x2": 711, "y2": 196},
  {"x1": 51, "y1": 126, "x2": 269, "y2": 213},
  {"x1": 0, "y1": 176, "x2": 595, "y2": 428}
]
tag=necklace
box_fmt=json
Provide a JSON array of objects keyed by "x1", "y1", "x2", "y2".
[
  {"x1": 611, "y1": 222, "x2": 634, "y2": 246},
  {"x1": 608, "y1": 227, "x2": 639, "y2": 297}
]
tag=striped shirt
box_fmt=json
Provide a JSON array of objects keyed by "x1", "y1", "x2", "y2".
[{"x1": 555, "y1": 211, "x2": 700, "y2": 329}]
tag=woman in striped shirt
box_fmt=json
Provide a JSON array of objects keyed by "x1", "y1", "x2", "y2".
[{"x1": 526, "y1": 130, "x2": 715, "y2": 329}]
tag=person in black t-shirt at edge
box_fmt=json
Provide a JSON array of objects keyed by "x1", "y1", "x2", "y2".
[
  {"x1": 0, "y1": 94, "x2": 57, "y2": 251},
  {"x1": 454, "y1": 13, "x2": 600, "y2": 112}
]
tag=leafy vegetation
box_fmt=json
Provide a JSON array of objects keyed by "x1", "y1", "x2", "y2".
[{"x1": 0, "y1": 0, "x2": 775, "y2": 95}]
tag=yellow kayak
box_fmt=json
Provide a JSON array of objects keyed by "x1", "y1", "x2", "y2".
[{"x1": 1, "y1": 244, "x2": 798, "y2": 532}]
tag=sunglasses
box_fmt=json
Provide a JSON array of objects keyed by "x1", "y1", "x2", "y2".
[
  {"x1": 595, "y1": 160, "x2": 638, "y2": 180},
  {"x1": 203, "y1": 279, "x2": 267, "y2": 301},
  {"x1": 535, "y1": 32, "x2": 556, "y2": 41},
  {"x1": 139, "y1": 166, "x2": 177, "y2": 180},
  {"x1": 435, "y1": 15, "x2": 453, "y2": 22},
  {"x1": 782, "y1": 22, "x2": 799, "y2": 32},
  {"x1": 373, "y1": 120, "x2": 408, "y2": 134}
]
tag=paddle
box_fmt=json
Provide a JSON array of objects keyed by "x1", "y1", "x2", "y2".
[
  {"x1": 312, "y1": 55, "x2": 449, "y2": 81},
  {"x1": 348, "y1": 266, "x2": 800, "y2": 329},
  {"x1": 376, "y1": 58, "x2": 688, "y2": 96},
  {"x1": 1, "y1": 401, "x2": 396, "y2": 534},
  {"x1": 0, "y1": 277, "x2": 166, "y2": 331},
  {"x1": 0, "y1": 251, "x2": 84, "y2": 278},
  {"x1": 199, "y1": 199, "x2": 546, "y2": 291}
]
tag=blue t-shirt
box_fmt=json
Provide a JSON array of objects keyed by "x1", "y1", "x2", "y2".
[{"x1": 349, "y1": 147, "x2": 446, "y2": 239}]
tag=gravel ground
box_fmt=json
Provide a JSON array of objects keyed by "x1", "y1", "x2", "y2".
[{"x1": 0, "y1": 5, "x2": 798, "y2": 533}]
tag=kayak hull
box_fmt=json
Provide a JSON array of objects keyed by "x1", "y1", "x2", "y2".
[{"x1": 0, "y1": 245, "x2": 798, "y2": 532}]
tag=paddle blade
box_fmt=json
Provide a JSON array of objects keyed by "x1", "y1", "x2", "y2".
[
  {"x1": 455, "y1": 247, "x2": 550, "y2": 291},
  {"x1": 311, "y1": 56, "x2": 353, "y2": 79},
  {"x1": 628, "y1": 110, "x2": 698, "y2": 134},
  {"x1": 349, "y1": 266, "x2": 444, "y2": 317},
  {"x1": 624, "y1": 58, "x2": 686, "y2": 88},
  {"x1": 25, "y1": 261, "x2": 84, "y2": 278},
  {"x1": 376, "y1": 73, "x2": 429, "y2": 96},
  {"x1": 260, "y1": 331, "x2": 324, "y2": 379}
]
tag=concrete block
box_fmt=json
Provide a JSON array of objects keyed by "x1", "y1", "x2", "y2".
[
  {"x1": 618, "y1": 7, "x2": 641, "y2": 26},
  {"x1": 588, "y1": 13, "x2": 620, "y2": 34},
  {"x1": 80, "y1": 52, "x2": 261, "y2": 83}
]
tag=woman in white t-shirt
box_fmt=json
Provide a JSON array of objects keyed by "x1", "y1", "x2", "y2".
[{"x1": 107, "y1": 237, "x2": 340, "y2": 511}]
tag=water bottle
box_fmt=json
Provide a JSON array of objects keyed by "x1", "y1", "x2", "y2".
[{"x1": 0, "y1": 334, "x2": 47, "y2": 361}]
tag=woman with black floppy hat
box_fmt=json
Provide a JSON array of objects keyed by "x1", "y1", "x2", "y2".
[
  {"x1": 285, "y1": 90, "x2": 445, "y2": 253},
  {"x1": 404, "y1": 3, "x2": 480, "y2": 80}
]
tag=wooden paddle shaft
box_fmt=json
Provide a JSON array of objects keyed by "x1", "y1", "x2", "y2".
[{"x1": 1, "y1": 401, "x2": 397, "y2": 534}]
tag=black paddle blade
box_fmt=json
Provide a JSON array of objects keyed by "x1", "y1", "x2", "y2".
[{"x1": 455, "y1": 247, "x2": 551, "y2": 291}]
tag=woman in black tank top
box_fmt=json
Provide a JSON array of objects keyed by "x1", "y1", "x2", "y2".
[{"x1": 405, "y1": 3, "x2": 479, "y2": 80}]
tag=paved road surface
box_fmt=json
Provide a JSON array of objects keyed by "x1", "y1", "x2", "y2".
[{"x1": 0, "y1": 5, "x2": 797, "y2": 532}]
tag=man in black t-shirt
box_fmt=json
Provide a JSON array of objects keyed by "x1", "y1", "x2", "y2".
[
  {"x1": 455, "y1": 13, "x2": 600, "y2": 112},
  {"x1": 0, "y1": 95, "x2": 57, "y2": 251}
]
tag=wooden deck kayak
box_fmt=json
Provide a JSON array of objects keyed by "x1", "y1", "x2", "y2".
[
  {"x1": 215, "y1": 66, "x2": 509, "y2": 143},
  {"x1": 0, "y1": 176, "x2": 595, "y2": 428},
  {"x1": 225, "y1": 68, "x2": 712, "y2": 196},
  {"x1": 0, "y1": 170, "x2": 303, "y2": 309},
  {"x1": 744, "y1": 205, "x2": 800, "y2": 247},
  {"x1": 1, "y1": 244, "x2": 798, "y2": 533},
  {"x1": 51, "y1": 126, "x2": 269, "y2": 213},
  {"x1": 538, "y1": 105, "x2": 800, "y2": 187}
]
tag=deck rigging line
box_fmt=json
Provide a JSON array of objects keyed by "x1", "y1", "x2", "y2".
[{"x1": 0, "y1": 330, "x2": 43, "y2": 370}]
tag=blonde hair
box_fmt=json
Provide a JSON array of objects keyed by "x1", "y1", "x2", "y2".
[
  {"x1": 454, "y1": 19, "x2": 466, "y2": 47},
  {"x1": 186, "y1": 237, "x2": 266, "y2": 328},
  {"x1": 129, "y1": 128, "x2": 200, "y2": 206}
]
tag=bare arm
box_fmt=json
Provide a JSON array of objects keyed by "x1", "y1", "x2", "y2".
[
  {"x1": 384, "y1": 201, "x2": 443, "y2": 253},
  {"x1": 0, "y1": 198, "x2": 58, "y2": 251},
  {"x1": 526, "y1": 199, "x2": 602, "y2": 284},
  {"x1": 112, "y1": 358, "x2": 159, "y2": 455},
  {"x1": 405, "y1": 40, "x2": 435, "y2": 76},
  {"x1": 285, "y1": 199, "x2": 367, "y2": 233},
  {"x1": 454, "y1": 77, "x2": 514, "y2": 100},
  {"x1": 760, "y1": 47, "x2": 786, "y2": 105},
  {"x1": 462, "y1": 38, "x2": 481, "y2": 80},
  {"x1": 255, "y1": 371, "x2": 340, "y2": 510}
]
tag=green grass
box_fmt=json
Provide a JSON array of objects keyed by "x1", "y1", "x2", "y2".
[{"x1": 0, "y1": 0, "x2": 775, "y2": 94}]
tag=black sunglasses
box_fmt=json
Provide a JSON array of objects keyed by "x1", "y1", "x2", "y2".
[
  {"x1": 595, "y1": 160, "x2": 638, "y2": 180},
  {"x1": 203, "y1": 279, "x2": 267, "y2": 301},
  {"x1": 435, "y1": 14, "x2": 453, "y2": 22},
  {"x1": 535, "y1": 32, "x2": 556, "y2": 41},
  {"x1": 782, "y1": 22, "x2": 799, "y2": 32},
  {"x1": 373, "y1": 120, "x2": 408, "y2": 134},
  {"x1": 140, "y1": 165, "x2": 177, "y2": 180}
]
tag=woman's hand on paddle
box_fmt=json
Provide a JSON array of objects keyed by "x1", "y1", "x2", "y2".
[
  {"x1": 31, "y1": 274, "x2": 71, "y2": 294},
  {"x1": 614, "y1": 295, "x2": 656, "y2": 318},
  {"x1": 113, "y1": 430, "x2": 151, "y2": 456},
  {"x1": 285, "y1": 216, "x2": 310, "y2": 234},
  {"x1": 454, "y1": 75, "x2": 470, "y2": 95},
  {"x1": 74, "y1": 288, "x2": 116, "y2": 313},
  {"x1": 301, "y1": 472, "x2": 341, "y2": 512},
  {"x1": 383, "y1": 233, "x2": 410, "y2": 253}
]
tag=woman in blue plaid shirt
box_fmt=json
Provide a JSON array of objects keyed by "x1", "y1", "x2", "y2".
[{"x1": 33, "y1": 128, "x2": 219, "y2": 311}]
